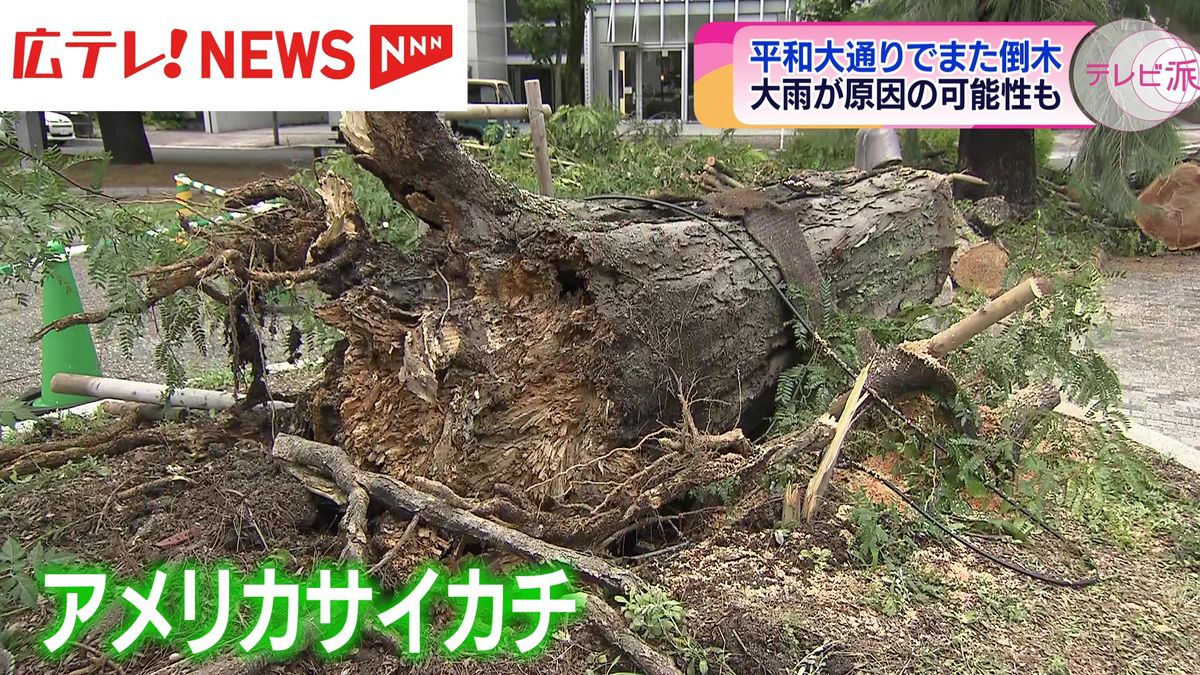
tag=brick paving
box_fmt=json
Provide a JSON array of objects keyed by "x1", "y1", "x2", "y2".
[{"x1": 1092, "y1": 253, "x2": 1200, "y2": 448}]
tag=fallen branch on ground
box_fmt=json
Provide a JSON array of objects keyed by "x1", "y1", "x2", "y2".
[
  {"x1": 1, "y1": 416, "x2": 170, "y2": 477},
  {"x1": 829, "y1": 277, "x2": 1054, "y2": 418}
]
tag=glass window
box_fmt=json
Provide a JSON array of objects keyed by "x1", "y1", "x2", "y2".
[
  {"x1": 468, "y1": 82, "x2": 500, "y2": 104},
  {"x1": 642, "y1": 49, "x2": 682, "y2": 119},
  {"x1": 505, "y1": 0, "x2": 523, "y2": 23}
]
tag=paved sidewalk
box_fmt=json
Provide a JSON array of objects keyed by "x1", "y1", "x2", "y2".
[
  {"x1": 1048, "y1": 120, "x2": 1200, "y2": 170},
  {"x1": 0, "y1": 257, "x2": 226, "y2": 401},
  {"x1": 1092, "y1": 253, "x2": 1200, "y2": 448},
  {"x1": 71, "y1": 123, "x2": 340, "y2": 150}
]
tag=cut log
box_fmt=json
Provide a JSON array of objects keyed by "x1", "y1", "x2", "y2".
[
  {"x1": 952, "y1": 241, "x2": 1010, "y2": 298},
  {"x1": 959, "y1": 196, "x2": 1011, "y2": 237},
  {"x1": 307, "y1": 112, "x2": 961, "y2": 513},
  {"x1": 1136, "y1": 162, "x2": 1200, "y2": 250}
]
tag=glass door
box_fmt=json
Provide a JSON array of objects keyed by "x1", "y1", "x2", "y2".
[{"x1": 641, "y1": 49, "x2": 683, "y2": 120}]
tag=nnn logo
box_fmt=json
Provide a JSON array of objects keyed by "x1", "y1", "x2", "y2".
[{"x1": 370, "y1": 25, "x2": 453, "y2": 89}]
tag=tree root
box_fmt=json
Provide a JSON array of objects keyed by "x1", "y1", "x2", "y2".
[
  {"x1": 0, "y1": 416, "x2": 178, "y2": 477},
  {"x1": 271, "y1": 434, "x2": 687, "y2": 675},
  {"x1": 273, "y1": 434, "x2": 646, "y2": 595},
  {"x1": 0, "y1": 414, "x2": 137, "y2": 465},
  {"x1": 29, "y1": 266, "x2": 201, "y2": 341},
  {"x1": 0, "y1": 418, "x2": 250, "y2": 479},
  {"x1": 28, "y1": 175, "x2": 360, "y2": 344}
]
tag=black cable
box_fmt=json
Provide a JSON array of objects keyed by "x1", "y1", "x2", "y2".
[
  {"x1": 583, "y1": 193, "x2": 1101, "y2": 588},
  {"x1": 842, "y1": 460, "x2": 1099, "y2": 588}
]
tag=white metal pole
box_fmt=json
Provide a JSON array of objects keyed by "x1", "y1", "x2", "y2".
[
  {"x1": 584, "y1": 9, "x2": 594, "y2": 106},
  {"x1": 51, "y1": 373, "x2": 293, "y2": 411},
  {"x1": 660, "y1": 0, "x2": 665, "y2": 46},
  {"x1": 683, "y1": 0, "x2": 691, "y2": 122}
]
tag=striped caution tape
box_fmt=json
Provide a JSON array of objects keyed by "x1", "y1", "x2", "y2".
[{"x1": 173, "y1": 172, "x2": 227, "y2": 197}]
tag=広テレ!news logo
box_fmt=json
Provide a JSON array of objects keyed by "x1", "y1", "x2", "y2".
[{"x1": 0, "y1": 1, "x2": 467, "y2": 111}]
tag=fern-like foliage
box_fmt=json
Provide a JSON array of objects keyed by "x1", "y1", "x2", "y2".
[
  {"x1": 859, "y1": 0, "x2": 1200, "y2": 218},
  {"x1": 770, "y1": 189, "x2": 1150, "y2": 557},
  {"x1": 1071, "y1": 123, "x2": 1185, "y2": 218}
]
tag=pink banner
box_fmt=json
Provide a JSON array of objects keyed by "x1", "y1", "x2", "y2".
[{"x1": 695, "y1": 22, "x2": 1095, "y2": 129}]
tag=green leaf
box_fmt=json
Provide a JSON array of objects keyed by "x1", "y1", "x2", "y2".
[
  {"x1": 0, "y1": 539, "x2": 20, "y2": 565},
  {"x1": 14, "y1": 573, "x2": 38, "y2": 607}
]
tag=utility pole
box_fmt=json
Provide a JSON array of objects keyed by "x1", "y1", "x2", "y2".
[{"x1": 13, "y1": 112, "x2": 45, "y2": 166}]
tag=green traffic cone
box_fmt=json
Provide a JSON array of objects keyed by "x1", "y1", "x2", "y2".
[{"x1": 33, "y1": 241, "x2": 102, "y2": 409}]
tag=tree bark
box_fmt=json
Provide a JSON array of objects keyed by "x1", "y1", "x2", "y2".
[
  {"x1": 315, "y1": 112, "x2": 958, "y2": 511},
  {"x1": 96, "y1": 112, "x2": 153, "y2": 165},
  {"x1": 563, "y1": 0, "x2": 587, "y2": 106},
  {"x1": 957, "y1": 128, "x2": 1035, "y2": 204}
]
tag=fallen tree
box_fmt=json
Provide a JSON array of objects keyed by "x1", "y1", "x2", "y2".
[
  {"x1": 46, "y1": 113, "x2": 959, "y2": 538},
  {"x1": 316, "y1": 113, "x2": 957, "y2": 515},
  {"x1": 13, "y1": 112, "x2": 1109, "y2": 672}
]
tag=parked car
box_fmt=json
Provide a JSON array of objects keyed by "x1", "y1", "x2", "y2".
[
  {"x1": 329, "y1": 79, "x2": 521, "y2": 142},
  {"x1": 0, "y1": 112, "x2": 75, "y2": 144},
  {"x1": 43, "y1": 112, "x2": 75, "y2": 143},
  {"x1": 54, "y1": 112, "x2": 93, "y2": 138},
  {"x1": 450, "y1": 79, "x2": 517, "y2": 140}
]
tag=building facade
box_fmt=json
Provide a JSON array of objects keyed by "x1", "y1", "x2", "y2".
[
  {"x1": 584, "y1": 0, "x2": 791, "y2": 121},
  {"x1": 472, "y1": 0, "x2": 790, "y2": 121}
]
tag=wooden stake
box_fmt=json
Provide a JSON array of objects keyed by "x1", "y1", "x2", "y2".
[
  {"x1": 826, "y1": 277, "x2": 1054, "y2": 419},
  {"x1": 524, "y1": 79, "x2": 554, "y2": 197},
  {"x1": 780, "y1": 483, "x2": 803, "y2": 527}
]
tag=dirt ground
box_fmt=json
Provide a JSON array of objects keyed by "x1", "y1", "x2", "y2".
[
  {"x1": 62, "y1": 159, "x2": 300, "y2": 192},
  {"x1": 2, "y1": 409, "x2": 1198, "y2": 675}
]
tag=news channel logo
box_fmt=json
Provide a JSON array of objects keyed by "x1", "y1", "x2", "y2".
[{"x1": 1072, "y1": 19, "x2": 1200, "y2": 131}]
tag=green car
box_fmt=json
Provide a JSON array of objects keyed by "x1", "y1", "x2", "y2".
[{"x1": 450, "y1": 79, "x2": 517, "y2": 140}]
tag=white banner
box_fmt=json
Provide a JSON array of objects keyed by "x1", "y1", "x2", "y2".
[{"x1": 0, "y1": 0, "x2": 467, "y2": 111}]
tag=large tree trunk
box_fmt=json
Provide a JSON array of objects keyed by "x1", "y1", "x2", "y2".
[
  {"x1": 296, "y1": 112, "x2": 958, "y2": 515},
  {"x1": 96, "y1": 111, "x2": 153, "y2": 165},
  {"x1": 563, "y1": 0, "x2": 587, "y2": 106},
  {"x1": 957, "y1": 128, "x2": 1035, "y2": 204},
  {"x1": 55, "y1": 111, "x2": 960, "y2": 549}
]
